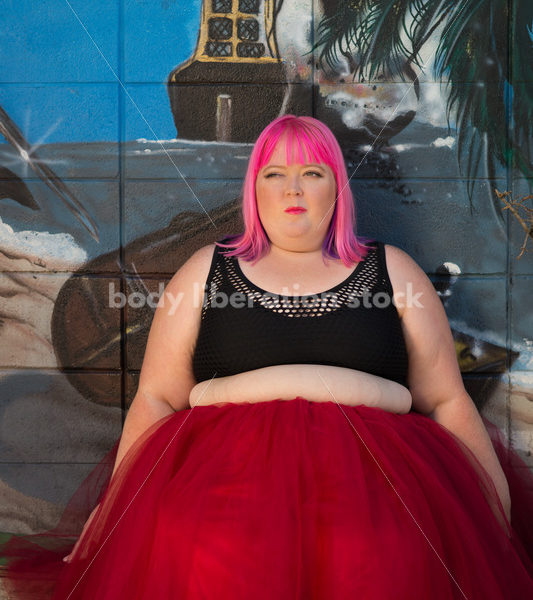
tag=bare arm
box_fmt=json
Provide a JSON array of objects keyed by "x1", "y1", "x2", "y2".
[
  {"x1": 109, "y1": 247, "x2": 213, "y2": 479},
  {"x1": 386, "y1": 244, "x2": 511, "y2": 526},
  {"x1": 428, "y1": 394, "x2": 511, "y2": 533},
  {"x1": 64, "y1": 244, "x2": 214, "y2": 562},
  {"x1": 190, "y1": 364, "x2": 412, "y2": 414},
  {"x1": 110, "y1": 391, "x2": 176, "y2": 480}
]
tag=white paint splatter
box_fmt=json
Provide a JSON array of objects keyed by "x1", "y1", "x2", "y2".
[
  {"x1": 510, "y1": 371, "x2": 533, "y2": 387},
  {"x1": 134, "y1": 138, "x2": 252, "y2": 147},
  {"x1": 0, "y1": 216, "x2": 87, "y2": 270},
  {"x1": 431, "y1": 136, "x2": 455, "y2": 149},
  {"x1": 442, "y1": 261, "x2": 461, "y2": 275}
]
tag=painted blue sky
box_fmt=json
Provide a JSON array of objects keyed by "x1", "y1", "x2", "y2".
[{"x1": 0, "y1": 0, "x2": 202, "y2": 143}]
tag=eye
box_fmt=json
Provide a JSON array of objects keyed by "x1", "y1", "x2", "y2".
[{"x1": 263, "y1": 170, "x2": 322, "y2": 178}]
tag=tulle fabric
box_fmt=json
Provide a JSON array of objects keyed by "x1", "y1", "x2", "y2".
[{"x1": 2, "y1": 396, "x2": 533, "y2": 599}]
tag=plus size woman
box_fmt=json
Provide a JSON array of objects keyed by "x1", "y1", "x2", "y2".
[{"x1": 4, "y1": 115, "x2": 533, "y2": 599}]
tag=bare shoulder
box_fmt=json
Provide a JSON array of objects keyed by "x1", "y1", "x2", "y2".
[
  {"x1": 383, "y1": 243, "x2": 421, "y2": 274},
  {"x1": 383, "y1": 244, "x2": 466, "y2": 413},
  {"x1": 165, "y1": 243, "x2": 217, "y2": 297},
  {"x1": 188, "y1": 242, "x2": 218, "y2": 269},
  {"x1": 382, "y1": 244, "x2": 434, "y2": 318},
  {"x1": 136, "y1": 242, "x2": 217, "y2": 411}
]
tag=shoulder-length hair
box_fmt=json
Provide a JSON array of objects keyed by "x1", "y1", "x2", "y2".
[{"x1": 216, "y1": 114, "x2": 374, "y2": 267}]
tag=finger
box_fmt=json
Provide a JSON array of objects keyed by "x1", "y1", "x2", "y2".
[{"x1": 63, "y1": 541, "x2": 80, "y2": 563}]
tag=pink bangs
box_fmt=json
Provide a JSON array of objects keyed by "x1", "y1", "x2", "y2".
[
  {"x1": 257, "y1": 123, "x2": 329, "y2": 171},
  {"x1": 216, "y1": 115, "x2": 374, "y2": 267}
]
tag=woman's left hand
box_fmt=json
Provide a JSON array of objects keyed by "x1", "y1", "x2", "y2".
[{"x1": 63, "y1": 503, "x2": 101, "y2": 563}]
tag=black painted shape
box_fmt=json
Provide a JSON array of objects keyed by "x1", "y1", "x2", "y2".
[
  {"x1": 0, "y1": 167, "x2": 39, "y2": 210},
  {"x1": 212, "y1": 0, "x2": 232, "y2": 13},
  {"x1": 239, "y1": 0, "x2": 259, "y2": 14},
  {"x1": 167, "y1": 61, "x2": 305, "y2": 142},
  {"x1": 208, "y1": 17, "x2": 233, "y2": 40},
  {"x1": 236, "y1": 42, "x2": 265, "y2": 58},
  {"x1": 237, "y1": 18, "x2": 259, "y2": 41},
  {"x1": 204, "y1": 42, "x2": 233, "y2": 57}
]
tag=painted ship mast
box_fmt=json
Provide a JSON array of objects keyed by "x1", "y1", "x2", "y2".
[{"x1": 167, "y1": 0, "x2": 287, "y2": 142}]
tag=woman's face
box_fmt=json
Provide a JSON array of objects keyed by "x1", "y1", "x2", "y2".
[{"x1": 255, "y1": 136, "x2": 337, "y2": 251}]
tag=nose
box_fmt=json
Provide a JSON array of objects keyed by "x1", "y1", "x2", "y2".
[{"x1": 285, "y1": 173, "x2": 303, "y2": 196}]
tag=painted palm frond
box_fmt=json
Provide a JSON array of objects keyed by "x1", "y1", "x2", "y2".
[
  {"x1": 510, "y1": 5, "x2": 533, "y2": 180},
  {"x1": 316, "y1": 0, "x2": 416, "y2": 79},
  {"x1": 406, "y1": 0, "x2": 455, "y2": 69},
  {"x1": 352, "y1": 0, "x2": 415, "y2": 81},
  {"x1": 314, "y1": 1, "x2": 372, "y2": 72},
  {"x1": 433, "y1": 0, "x2": 511, "y2": 204},
  {"x1": 313, "y1": 0, "x2": 533, "y2": 204},
  {"x1": 315, "y1": 0, "x2": 449, "y2": 79}
]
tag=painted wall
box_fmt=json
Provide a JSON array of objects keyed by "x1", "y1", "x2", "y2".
[{"x1": 0, "y1": 0, "x2": 532, "y2": 583}]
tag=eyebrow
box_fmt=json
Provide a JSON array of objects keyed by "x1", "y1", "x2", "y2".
[{"x1": 263, "y1": 164, "x2": 326, "y2": 170}]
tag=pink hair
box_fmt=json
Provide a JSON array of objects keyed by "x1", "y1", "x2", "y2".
[{"x1": 216, "y1": 114, "x2": 374, "y2": 267}]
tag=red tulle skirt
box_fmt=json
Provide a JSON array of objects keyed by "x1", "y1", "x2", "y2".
[{"x1": 2, "y1": 397, "x2": 533, "y2": 599}]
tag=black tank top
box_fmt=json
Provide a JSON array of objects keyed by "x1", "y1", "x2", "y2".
[{"x1": 192, "y1": 237, "x2": 409, "y2": 388}]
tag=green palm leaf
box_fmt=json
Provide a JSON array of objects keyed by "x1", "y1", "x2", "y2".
[
  {"x1": 314, "y1": 1, "x2": 372, "y2": 73},
  {"x1": 314, "y1": 0, "x2": 450, "y2": 80},
  {"x1": 435, "y1": 0, "x2": 511, "y2": 207},
  {"x1": 351, "y1": 0, "x2": 417, "y2": 81},
  {"x1": 407, "y1": 0, "x2": 455, "y2": 69},
  {"x1": 312, "y1": 0, "x2": 533, "y2": 209},
  {"x1": 509, "y1": 5, "x2": 533, "y2": 181}
]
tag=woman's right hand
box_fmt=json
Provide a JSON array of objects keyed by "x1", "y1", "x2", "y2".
[{"x1": 63, "y1": 502, "x2": 101, "y2": 563}]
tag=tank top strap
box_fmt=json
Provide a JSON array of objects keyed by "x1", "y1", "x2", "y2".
[
  {"x1": 200, "y1": 238, "x2": 230, "y2": 320},
  {"x1": 373, "y1": 240, "x2": 394, "y2": 296}
]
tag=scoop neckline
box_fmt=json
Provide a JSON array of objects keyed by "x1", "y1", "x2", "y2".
[{"x1": 232, "y1": 244, "x2": 375, "y2": 299}]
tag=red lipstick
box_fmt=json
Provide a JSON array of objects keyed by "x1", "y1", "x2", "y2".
[{"x1": 285, "y1": 207, "x2": 307, "y2": 214}]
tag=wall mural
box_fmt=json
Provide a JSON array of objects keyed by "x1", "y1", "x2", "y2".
[{"x1": 0, "y1": 0, "x2": 532, "y2": 570}]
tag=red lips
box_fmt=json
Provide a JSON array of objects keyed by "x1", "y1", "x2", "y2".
[{"x1": 285, "y1": 207, "x2": 307, "y2": 214}]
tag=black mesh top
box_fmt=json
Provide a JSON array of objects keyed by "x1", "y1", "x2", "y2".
[{"x1": 192, "y1": 236, "x2": 409, "y2": 388}]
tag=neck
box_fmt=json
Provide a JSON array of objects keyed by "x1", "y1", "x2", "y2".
[{"x1": 267, "y1": 240, "x2": 327, "y2": 263}]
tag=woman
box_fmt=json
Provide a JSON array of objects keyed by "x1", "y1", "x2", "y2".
[{"x1": 4, "y1": 115, "x2": 533, "y2": 598}]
